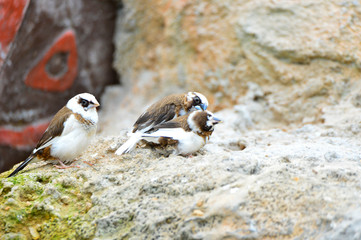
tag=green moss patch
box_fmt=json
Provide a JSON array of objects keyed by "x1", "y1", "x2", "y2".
[{"x1": 0, "y1": 172, "x2": 95, "y2": 239}]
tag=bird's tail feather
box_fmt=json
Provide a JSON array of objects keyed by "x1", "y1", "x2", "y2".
[
  {"x1": 7, "y1": 155, "x2": 34, "y2": 178},
  {"x1": 115, "y1": 132, "x2": 142, "y2": 155},
  {"x1": 141, "y1": 128, "x2": 181, "y2": 140},
  {"x1": 141, "y1": 133, "x2": 161, "y2": 139}
]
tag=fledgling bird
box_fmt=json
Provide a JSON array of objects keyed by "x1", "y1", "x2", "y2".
[
  {"x1": 7, "y1": 93, "x2": 99, "y2": 178},
  {"x1": 119, "y1": 110, "x2": 221, "y2": 156},
  {"x1": 115, "y1": 92, "x2": 209, "y2": 155}
]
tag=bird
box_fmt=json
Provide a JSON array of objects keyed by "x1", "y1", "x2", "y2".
[
  {"x1": 115, "y1": 92, "x2": 209, "y2": 155},
  {"x1": 117, "y1": 110, "x2": 221, "y2": 156},
  {"x1": 7, "y1": 93, "x2": 100, "y2": 178}
]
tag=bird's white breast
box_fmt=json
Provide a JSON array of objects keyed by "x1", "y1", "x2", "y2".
[
  {"x1": 176, "y1": 131, "x2": 205, "y2": 155},
  {"x1": 50, "y1": 114, "x2": 96, "y2": 162},
  {"x1": 141, "y1": 128, "x2": 206, "y2": 155}
]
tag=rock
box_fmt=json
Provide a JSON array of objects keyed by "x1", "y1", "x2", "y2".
[
  {"x1": 192, "y1": 209, "x2": 204, "y2": 217},
  {"x1": 320, "y1": 208, "x2": 361, "y2": 240},
  {"x1": 351, "y1": 93, "x2": 361, "y2": 108},
  {"x1": 28, "y1": 227, "x2": 40, "y2": 240},
  {"x1": 0, "y1": 0, "x2": 118, "y2": 173},
  {"x1": 113, "y1": 0, "x2": 361, "y2": 126},
  {"x1": 56, "y1": 176, "x2": 78, "y2": 188},
  {"x1": 43, "y1": 185, "x2": 61, "y2": 200},
  {"x1": 1, "y1": 233, "x2": 27, "y2": 240},
  {"x1": 2, "y1": 1, "x2": 361, "y2": 239},
  {"x1": 2, "y1": 100, "x2": 361, "y2": 239},
  {"x1": 60, "y1": 196, "x2": 70, "y2": 205},
  {"x1": 4, "y1": 198, "x2": 17, "y2": 206}
]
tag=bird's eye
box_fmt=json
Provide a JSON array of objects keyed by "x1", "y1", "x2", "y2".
[
  {"x1": 194, "y1": 96, "x2": 201, "y2": 105},
  {"x1": 81, "y1": 99, "x2": 89, "y2": 108},
  {"x1": 204, "y1": 125, "x2": 212, "y2": 131},
  {"x1": 207, "y1": 114, "x2": 211, "y2": 118}
]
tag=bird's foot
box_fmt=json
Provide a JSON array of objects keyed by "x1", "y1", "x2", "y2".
[
  {"x1": 83, "y1": 160, "x2": 93, "y2": 166},
  {"x1": 54, "y1": 160, "x2": 80, "y2": 169},
  {"x1": 83, "y1": 160, "x2": 99, "y2": 171}
]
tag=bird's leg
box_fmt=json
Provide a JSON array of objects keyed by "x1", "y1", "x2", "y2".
[
  {"x1": 73, "y1": 157, "x2": 99, "y2": 170},
  {"x1": 76, "y1": 157, "x2": 96, "y2": 167},
  {"x1": 54, "y1": 160, "x2": 80, "y2": 169},
  {"x1": 180, "y1": 153, "x2": 193, "y2": 158},
  {"x1": 83, "y1": 160, "x2": 94, "y2": 166},
  {"x1": 83, "y1": 161, "x2": 99, "y2": 171}
]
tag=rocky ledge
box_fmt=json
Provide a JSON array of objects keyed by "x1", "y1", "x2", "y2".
[{"x1": 1, "y1": 88, "x2": 361, "y2": 239}]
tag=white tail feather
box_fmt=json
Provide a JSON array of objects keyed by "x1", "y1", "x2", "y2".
[
  {"x1": 141, "y1": 128, "x2": 185, "y2": 140},
  {"x1": 115, "y1": 132, "x2": 142, "y2": 155}
]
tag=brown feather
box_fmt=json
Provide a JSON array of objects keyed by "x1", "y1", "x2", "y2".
[
  {"x1": 150, "y1": 114, "x2": 191, "y2": 132},
  {"x1": 74, "y1": 113, "x2": 96, "y2": 126},
  {"x1": 143, "y1": 111, "x2": 215, "y2": 153},
  {"x1": 133, "y1": 93, "x2": 186, "y2": 132},
  {"x1": 35, "y1": 106, "x2": 72, "y2": 149},
  {"x1": 183, "y1": 94, "x2": 193, "y2": 112},
  {"x1": 192, "y1": 111, "x2": 209, "y2": 132},
  {"x1": 33, "y1": 146, "x2": 56, "y2": 160},
  {"x1": 191, "y1": 111, "x2": 214, "y2": 140},
  {"x1": 158, "y1": 137, "x2": 179, "y2": 146}
]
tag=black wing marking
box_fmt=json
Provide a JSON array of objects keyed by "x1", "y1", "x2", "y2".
[
  {"x1": 148, "y1": 114, "x2": 190, "y2": 133},
  {"x1": 150, "y1": 121, "x2": 182, "y2": 132},
  {"x1": 133, "y1": 104, "x2": 177, "y2": 132}
]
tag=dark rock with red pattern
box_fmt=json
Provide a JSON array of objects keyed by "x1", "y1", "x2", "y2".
[{"x1": 0, "y1": 0, "x2": 119, "y2": 172}]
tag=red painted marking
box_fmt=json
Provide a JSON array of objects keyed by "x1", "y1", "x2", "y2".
[
  {"x1": 0, "y1": 122, "x2": 49, "y2": 149},
  {"x1": 25, "y1": 30, "x2": 78, "y2": 92},
  {"x1": 0, "y1": 0, "x2": 29, "y2": 64}
]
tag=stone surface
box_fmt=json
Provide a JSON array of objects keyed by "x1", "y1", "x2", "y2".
[
  {"x1": 114, "y1": 0, "x2": 361, "y2": 124},
  {"x1": 1, "y1": 85, "x2": 361, "y2": 239},
  {"x1": 2, "y1": 0, "x2": 361, "y2": 239}
]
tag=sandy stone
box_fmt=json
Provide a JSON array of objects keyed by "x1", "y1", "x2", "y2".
[
  {"x1": 28, "y1": 227, "x2": 40, "y2": 240},
  {"x1": 2, "y1": 1, "x2": 361, "y2": 239},
  {"x1": 60, "y1": 196, "x2": 70, "y2": 205},
  {"x1": 193, "y1": 209, "x2": 205, "y2": 217},
  {"x1": 113, "y1": 0, "x2": 361, "y2": 125}
]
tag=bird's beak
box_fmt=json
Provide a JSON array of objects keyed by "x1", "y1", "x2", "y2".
[
  {"x1": 90, "y1": 101, "x2": 100, "y2": 109},
  {"x1": 195, "y1": 103, "x2": 208, "y2": 111},
  {"x1": 212, "y1": 116, "x2": 222, "y2": 124}
]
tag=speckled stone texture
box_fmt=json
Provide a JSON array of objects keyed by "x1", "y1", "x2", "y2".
[
  {"x1": 2, "y1": 0, "x2": 361, "y2": 239},
  {"x1": 1, "y1": 85, "x2": 361, "y2": 239},
  {"x1": 114, "y1": 0, "x2": 361, "y2": 124}
]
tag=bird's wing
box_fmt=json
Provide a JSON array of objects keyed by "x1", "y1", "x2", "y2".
[
  {"x1": 141, "y1": 128, "x2": 187, "y2": 141},
  {"x1": 35, "y1": 107, "x2": 73, "y2": 151},
  {"x1": 141, "y1": 116, "x2": 190, "y2": 140},
  {"x1": 150, "y1": 114, "x2": 190, "y2": 132},
  {"x1": 133, "y1": 103, "x2": 177, "y2": 132}
]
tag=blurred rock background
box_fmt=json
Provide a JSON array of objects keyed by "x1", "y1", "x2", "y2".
[
  {"x1": 114, "y1": 0, "x2": 361, "y2": 124},
  {"x1": 0, "y1": 0, "x2": 118, "y2": 172}
]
